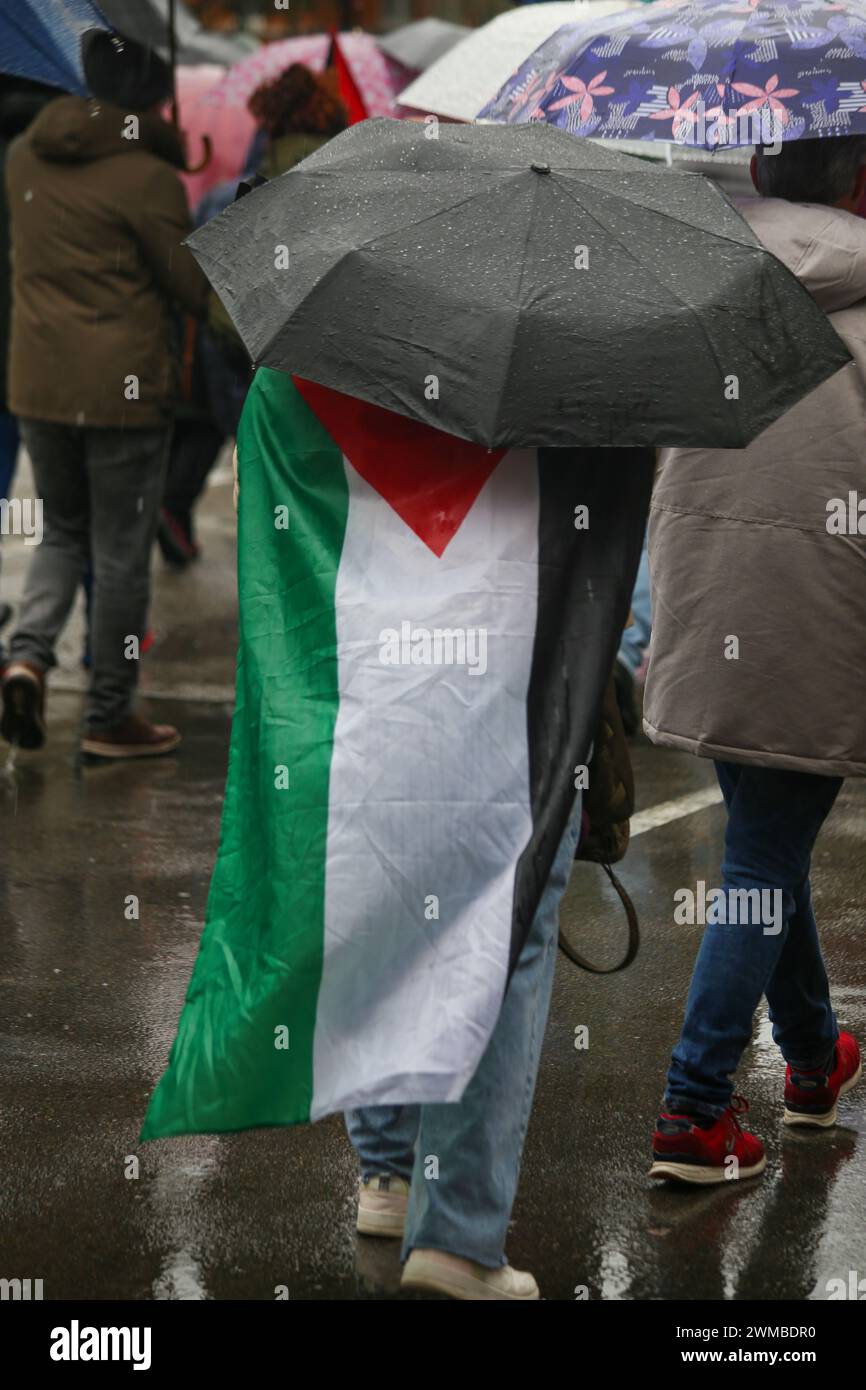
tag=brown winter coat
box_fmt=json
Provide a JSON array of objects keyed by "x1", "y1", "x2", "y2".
[
  {"x1": 5, "y1": 96, "x2": 208, "y2": 428},
  {"x1": 643, "y1": 196, "x2": 866, "y2": 778}
]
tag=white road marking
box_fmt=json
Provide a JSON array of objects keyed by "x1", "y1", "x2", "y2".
[
  {"x1": 631, "y1": 785, "x2": 724, "y2": 837},
  {"x1": 41, "y1": 674, "x2": 728, "y2": 834}
]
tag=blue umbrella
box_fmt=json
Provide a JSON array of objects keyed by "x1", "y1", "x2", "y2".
[
  {"x1": 480, "y1": 0, "x2": 866, "y2": 150},
  {"x1": 0, "y1": 0, "x2": 109, "y2": 94}
]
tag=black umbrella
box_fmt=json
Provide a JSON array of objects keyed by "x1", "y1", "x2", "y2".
[{"x1": 189, "y1": 118, "x2": 850, "y2": 449}]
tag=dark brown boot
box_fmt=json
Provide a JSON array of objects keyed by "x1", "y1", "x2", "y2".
[
  {"x1": 81, "y1": 713, "x2": 181, "y2": 760},
  {"x1": 1, "y1": 660, "x2": 46, "y2": 749}
]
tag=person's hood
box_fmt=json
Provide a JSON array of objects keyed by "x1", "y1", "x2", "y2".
[
  {"x1": 260, "y1": 131, "x2": 330, "y2": 181},
  {"x1": 28, "y1": 95, "x2": 186, "y2": 169},
  {"x1": 735, "y1": 195, "x2": 866, "y2": 314}
]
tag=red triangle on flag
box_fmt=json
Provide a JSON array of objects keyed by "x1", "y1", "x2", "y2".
[{"x1": 295, "y1": 377, "x2": 505, "y2": 558}]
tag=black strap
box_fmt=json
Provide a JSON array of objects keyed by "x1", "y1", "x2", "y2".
[{"x1": 558, "y1": 864, "x2": 639, "y2": 974}]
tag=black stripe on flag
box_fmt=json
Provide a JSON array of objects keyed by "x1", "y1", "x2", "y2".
[{"x1": 509, "y1": 447, "x2": 655, "y2": 972}]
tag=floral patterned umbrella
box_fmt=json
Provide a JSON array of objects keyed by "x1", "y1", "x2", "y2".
[{"x1": 480, "y1": 0, "x2": 866, "y2": 150}]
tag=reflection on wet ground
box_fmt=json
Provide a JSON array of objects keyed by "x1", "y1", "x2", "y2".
[{"x1": 1, "y1": 473, "x2": 863, "y2": 1300}]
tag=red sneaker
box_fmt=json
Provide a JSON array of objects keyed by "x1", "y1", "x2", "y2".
[
  {"x1": 650, "y1": 1095, "x2": 766, "y2": 1185},
  {"x1": 784, "y1": 1031, "x2": 862, "y2": 1128}
]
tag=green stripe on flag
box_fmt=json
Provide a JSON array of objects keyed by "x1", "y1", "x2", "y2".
[{"x1": 141, "y1": 369, "x2": 349, "y2": 1138}]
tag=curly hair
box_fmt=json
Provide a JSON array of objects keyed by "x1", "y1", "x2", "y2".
[{"x1": 247, "y1": 63, "x2": 347, "y2": 139}]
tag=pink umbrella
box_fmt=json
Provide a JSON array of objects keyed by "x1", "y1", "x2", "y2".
[
  {"x1": 172, "y1": 64, "x2": 258, "y2": 208},
  {"x1": 202, "y1": 34, "x2": 331, "y2": 109},
  {"x1": 332, "y1": 32, "x2": 414, "y2": 120}
]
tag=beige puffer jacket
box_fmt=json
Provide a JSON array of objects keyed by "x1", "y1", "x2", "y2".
[{"x1": 643, "y1": 196, "x2": 866, "y2": 777}]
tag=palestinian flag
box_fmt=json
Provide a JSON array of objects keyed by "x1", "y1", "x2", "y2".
[{"x1": 141, "y1": 368, "x2": 651, "y2": 1139}]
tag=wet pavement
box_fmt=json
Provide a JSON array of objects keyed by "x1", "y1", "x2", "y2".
[{"x1": 1, "y1": 458, "x2": 864, "y2": 1302}]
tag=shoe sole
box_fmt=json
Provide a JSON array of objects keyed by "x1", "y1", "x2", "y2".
[
  {"x1": 356, "y1": 1204, "x2": 406, "y2": 1238},
  {"x1": 648, "y1": 1154, "x2": 767, "y2": 1185},
  {"x1": 1, "y1": 673, "x2": 45, "y2": 750},
  {"x1": 80, "y1": 732, "x2": 182, "y2": 760},
  {"x1": 401, "y1": 1259, "x2": 539, "y2": 1301},
  {"x1": 783, "y1": 1061, "x2": 863, "y2": 1128}
]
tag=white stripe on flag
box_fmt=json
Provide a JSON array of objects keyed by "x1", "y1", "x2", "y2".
[{"x1": 312, "y1": 449, "x2": 539, "y2": 1117}]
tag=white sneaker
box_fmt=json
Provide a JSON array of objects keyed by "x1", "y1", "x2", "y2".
[
  {"x1": 356, "y1": 1175, "x2": 409, "y2": 1238},
  {"x1": 401, "y1": 1248, "x2": 540, "y2": 1301}
]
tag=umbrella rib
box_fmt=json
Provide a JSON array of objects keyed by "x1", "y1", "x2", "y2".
[
  {"x1": 554, "y1": 169, "x2": 759, "y2": 252},
  {"x1": 490, "y1": 174, "x2": 545, "y2": 444},
  {"x1": 254, "y1": 172, "x2": 533, "y2": 368},
  {"x1": 553, "y1": 176, "x2": 744, "y2": 442}
]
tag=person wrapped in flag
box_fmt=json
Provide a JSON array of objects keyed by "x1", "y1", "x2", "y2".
[
  {"x1": 142, "y1": 362, "x2": 652, "y2": 1298},
  {"x1": 141, "y1": 118, "x2": 848, "y2": 1299}
]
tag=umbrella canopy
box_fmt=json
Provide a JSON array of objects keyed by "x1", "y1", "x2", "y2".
[
  {"x1": 188, "y1": 118, "x2": 849, "y2": 451},
  {"x1": 0, "y1": 0, "x2": 107, "y2": 94},
  {"x1": 480, "y1": 0, "x2": 866, "y2": 149},
  {"x1": 200, "y1": 33, "x2": 330, "y2": 108},
  {"x1": 377, "y1": 18, "x2": 470, "y2": 72},
  {"x1": 96, "y1": 0, "x2": 255, "y2": 67},
  {"x1": 173, "y1": 64, "x2": 257, "y2": 207},
  {"x1": 397, "y1": 2, "x2": 635, "y2": 122},
  {"x1": 333, "y1": 31, "x2": 413, "y2": 122}
]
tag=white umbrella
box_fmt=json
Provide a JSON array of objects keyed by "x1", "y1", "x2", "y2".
[{"x1": 397, "y1": 2, "x2": 638, "y2": 123}]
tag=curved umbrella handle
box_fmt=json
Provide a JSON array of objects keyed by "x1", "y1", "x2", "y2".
[{"x1": 185, "y1": 133, "x2": 213, "y2": 175}]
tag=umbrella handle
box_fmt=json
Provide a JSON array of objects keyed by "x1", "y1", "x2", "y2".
[{"x1": 185, "y1": 133, "x2": 213, "y2": 175}]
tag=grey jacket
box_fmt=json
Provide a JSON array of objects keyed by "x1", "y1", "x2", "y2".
[{"x1": 643, "y1": 196, "x2": 866, "y2": 778}]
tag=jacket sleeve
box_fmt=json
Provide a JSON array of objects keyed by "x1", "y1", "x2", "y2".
[{"x1": 130, "y1": 161, "x2": 209, "y2": 317}]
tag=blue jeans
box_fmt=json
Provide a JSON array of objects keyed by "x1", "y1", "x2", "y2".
[
  {"x1": 618, "y1": 539, "x2": 650, "y2": 676},
  {"x1": 345, "y1": 798, "x2": 581, "y2": 1268},
  {"x1": 10, "y1": 420, "x2": 168, "y2": 729},
  {"x1": 665, "y1": 761, "x2": 842, "y2": 1119}
]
